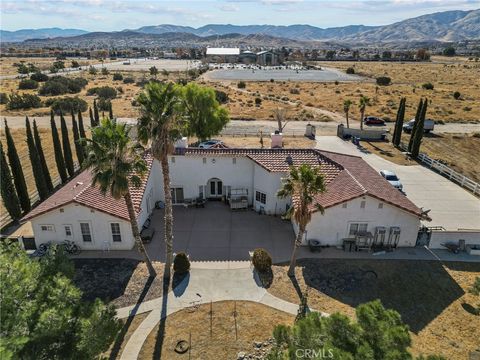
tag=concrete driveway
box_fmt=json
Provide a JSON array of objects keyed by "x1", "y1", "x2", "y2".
[
  {"x1": 316, "y1": 136, "x2": 480, "y2": 230},
  {"x1": 144, "y1": 201, "x2": 295, "y2": 262}
]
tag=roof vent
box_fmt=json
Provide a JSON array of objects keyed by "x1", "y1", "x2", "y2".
[
  {"x1": 286, "y1": 155, "x2": 293, "y2": 165},
  {"x1": 74, "y1": 182, "x2": 83, "y2": 188}
]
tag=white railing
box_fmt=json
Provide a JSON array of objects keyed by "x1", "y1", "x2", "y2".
[{"x1": 399, "y1": 142, "x2": 480, "y2": 196}]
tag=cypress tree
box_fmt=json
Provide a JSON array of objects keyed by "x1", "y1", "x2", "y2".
[
  {"x1": 393, "y1": 97, "x2": 406, "y2": 147},
  {"x1": 71, "y1": 110, "x2": 84, "y2": 166},
  {"x1": 408, "y1": 98, "x2": 423, "y2": 152},
  {"x1": 108, "y1": 101, "x2": 113, "y2": 119},
  {"x1": 33, "y1": 119, "x2": 53, "y2": 193},
  {"x1": 26, "y1": 117, "x2": 49, "y2": 201},
  {"x1": 78, "y1": 109, "x2": 86, "y2": 138},
  {"x1": 411, "y1": 99, "x2": 428, "y2": 158},
  {"x1": 60, "y1": 111, "x2": 75, "y2": 177},
  {"x1": 89, "y1": 107, "x2": 95, "y2": 128},
  {"x1": 50, "y1": 111, "x2": 68, "y2": 183},
  {"x1": 4, "y1": 119, "x2": 30, "y2": 212},
  {"x1": 0, "y1": 141, "x2": 22, "y2": 221},
  {"x1": 93, "y1": 99, "x2": 100, "y2": 126}
]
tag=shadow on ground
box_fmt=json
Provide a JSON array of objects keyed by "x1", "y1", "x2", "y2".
[{"x1": 298, "y1": 259, "x2": 477, "y2": 333}]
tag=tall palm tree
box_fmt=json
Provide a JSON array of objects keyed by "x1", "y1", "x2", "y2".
[
  {"x1": 343, "y1": 99, "x2": 353, "y2": 128},
  {"x1": 358, "y1": 96, "x2": 370, "y2": 131},
  {"x1": 136, "y1": 82, "x2": 181, "y2": 280},
  {"x1": 82, "y1": 118, "x2": 156, "y2": 277},
  {"x1": 277, "y1": 164, "x2": 326, "y2": 277}
]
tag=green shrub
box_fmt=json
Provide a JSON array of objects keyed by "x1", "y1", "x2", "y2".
[
  {"x1": 214, "y1": 90, "x2": 229, "y2": 104},
  {"x1": 252, "y1": 248, "x2": 272, "y2": 272},
  {"x1": 123, "y1": 77, "x2": 135, "y2": 84},
  {"x1": 255, "y1": 97, "x2": 262, "y2": 105},
  {"x1": 0, "y1": 93, "x2": 8, "y2": 105},
  {"x1": 422, "y1": 82, "x2": 434, "y2": 90},
  {"x1": 237, "y1": 81, "x2": 246, "y2": 89},
  {"x1": 7, "y1": 93, "x2": 42, "y2": 110},
  {"x1": 97, "y1": 98, "x2": 111, "y2": 111},
  {"x1": 18, "y1": 79, "x2": 38, "y2": 90},
  {"x1": 346, "y1": 67, "x2": 355, "y2": 74},
  {"x1": 173, "y1": 252, "x2": 190, "y2": 274},
  {"x1": 45, "y1": 96, "x2": 88, "y2": 115},
  {"x1": 453, "y1": 91, "x2": 461, "y2": 100},
  {"x1": 87, "y1": 86, "x2": 117, "y2": 99},
  {"x1": 101, "y1": 67, "x2": 109, "y2": 75},
  {"x1": 39, "y1": 76, "x2": 88, "y2": 96},
  {"x1": 88, "y1": 66, "x2": 97, "y2": 75},
  {"x1": 270, "y1": 78, "x2": 275, "y2": 82},
  {"x1": 376, "y1": 76, "x2": 391, "y2": 86},
  {"x1": 113, "y1": 73, "x2": 123, "y2": 81},
  {"x1": 290, "y1": 88, "x2": 300, "y2": 94},
  {"x1": 30, "y1": 72, "x2": 49, "y2": 82}
]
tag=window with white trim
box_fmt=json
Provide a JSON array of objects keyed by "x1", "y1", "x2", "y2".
[
  {"x1": 80, "y1": 222, "x2": 92, "y2": 242},
  {"x1": 40, "y1": 225, "x2": 55, "y2": 232},
  {"x1": 64, "y1": 225, "x2": 73, "y2": 237},
  {"x1": 360, "y1": 200, "x2": 366, "y2": 209},
  {"x1": 342, "y1": 203, "x2": 348, "y2": 208},
  {"x1": 378, "y1": 202, "x2": 384, "y2": 209},
  {"x1": 110, "y1": 223, "x2": 121, "y2": 242},
  {"x1": 349, "y1": 223, "x2": 368, "y2": 236},
  {"x1": 255, "y1": 191, "x2": 266, "y2": 204}
]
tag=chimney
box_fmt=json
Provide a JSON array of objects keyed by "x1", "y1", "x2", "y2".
[{"x1": 271, "y1": 131, "x2": 283, "y2": 148}]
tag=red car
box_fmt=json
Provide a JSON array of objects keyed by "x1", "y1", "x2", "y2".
[{"x1": 363, "y1": 116, "x2": 385, "y2": 126}]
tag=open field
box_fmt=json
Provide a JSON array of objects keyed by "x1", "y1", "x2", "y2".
[
  {"x1": 268, "y1": 259, "x2": 480, "y2": 360},
  {"x1": 138, "y1": 300, "x2": 294, "y2": 360}
]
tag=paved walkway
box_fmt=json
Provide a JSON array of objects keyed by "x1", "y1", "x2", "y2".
[
  {"x1": 117, "y1": 266, "x2": 317, "y2": 360},
  {"x1": 316, "y1": 136, "x2": 480, "y2": 231}
]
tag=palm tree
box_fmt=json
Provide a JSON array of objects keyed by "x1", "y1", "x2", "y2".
[
  {"x1": 343, "y1": 99, "x2": 353, "y2": 128},
  {"x1": 358, "y1": 96, "x2": 370, "y2": 131},
  {"x1": 136, "y1": 82, "x2": 180, "y2": 280},
  {"x1": 277, "y1": 164, "x2": 326, "y2": 277},
  {"x1": 82, "y1": 118, "x2": 156, "y2": 277}
]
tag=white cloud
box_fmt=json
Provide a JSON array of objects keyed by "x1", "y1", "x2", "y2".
[{"x1": 220, "y1": 4, "x2": 240, "y2": 11}]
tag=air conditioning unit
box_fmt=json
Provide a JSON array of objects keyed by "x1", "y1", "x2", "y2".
[
  {"x1": 387, "y1": 227, "x2": 401, "y2": 248},
  {"x1": 374, "y1": 226, "x2": 386, "y2": 246}
]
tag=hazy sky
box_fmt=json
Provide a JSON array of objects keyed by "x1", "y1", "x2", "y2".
[{"x1": 1, "y1": 0, "x2": 479, "y2": 31}]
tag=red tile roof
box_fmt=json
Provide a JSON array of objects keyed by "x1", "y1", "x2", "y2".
[{"x1": 22, "y1": 152, "x2": 154, "y2": 222}]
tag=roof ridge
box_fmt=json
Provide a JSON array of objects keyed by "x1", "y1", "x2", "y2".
[
  {"x1": 73, "y1": 179, "x2": 93, "y2": 200},
  {"x1": 344, "y1": 168, "x2": 367, "y2": 193}
]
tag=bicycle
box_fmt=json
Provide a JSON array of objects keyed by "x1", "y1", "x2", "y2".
[{"x1": 61, "y1": 240, "x2": 81, "y2": 255}]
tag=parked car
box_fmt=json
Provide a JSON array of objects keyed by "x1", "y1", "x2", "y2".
[
  {"x1": 402, "y1": 118, "x2": 435, "y2": 133},
  {"x1": 380, "y1": 170, "x2": 403, "y2": 191},
  {"x1": 198, "y1": 139, "x2": 222, "y2": 148},
  {"x1": 363, "y1": 116, "x2": 385, "y2": 126}
]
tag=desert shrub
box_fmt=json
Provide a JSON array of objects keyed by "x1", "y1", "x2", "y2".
[
  {"x1": 346, "y1": 67, "x2": 355, "y2": 74},
  {"x1": 45, "y1": 96, "x2": 88, "y2": 115},
  {"x1": 289, "y1": 88, "x2": 300, "y2": 94},
  {"x1": 252, "y1": 248, "x2": 272, "y2": 272},
  {"x1": 463, "y1": 106, "x2": 472, "y2": 112},
  {"x1": 113, "y1": 73, "x2": 123, "y2": 81},
  {"x1": 255, "y1": 97, "x2": 262, "y2": 106},
  {"x1": 214, "y1": 90, "x2": 229, "y2": 104},
  {"x1": 123, "y1": 77, "x2": 135, "y2": 84},
  {"x1": 237, "y1": 81, "x2": 246, "y2": 89},
  {"x1": 7, "y1": 93, "x2": 42, "y2": 110},
  {"x1": 173, "y1": 252, "x2": 190, "y2": 274},
  {"x1": 18, "y1": 79, "x2": 38, "y2": 90},
  {"x1": 453, "y1": 91, "x2": 461, "y2": 100},
  {"x1": 422, "y1": 82, "x2": 434, "y2": 90},
  {"x1": 0, "y1": 93, "x2": 8, "y2": 105},
  {"x1": 30, "y1": 72, "x2": 49, "y2": 82},
  {"x1": 39, "y1": 76, "x2": 88, "y2": 96},
  {"x1": 376, "y1": 76, "x2": 391, "y2": 86},
  {"x1": 87, "y1": 86, "x2": 117, "y2": 99},
  {"x1": 88, "y1": 66, "x2": 97, "y2": 75},
  {"x1": 472, "y1": 132, "x2": 480, "y2": 138},
  {"x1": 97, "y1": 98, "x2": 111, "y2": 111},
  {"x1": 101, "y1": 67, "x2": 109, "y2": 75},
  {"x1": 334, "y1": 80, "x2": 339, "y2": 85},
  {"x1": 71, "y1": 60, "x2": 80, "y2": 68},
  {"x1": 270, "y1": 78, "x2": 275, "y2": 82},
  {"x1": 116, "y1": 86, "x2": 124, "y2": 94}
]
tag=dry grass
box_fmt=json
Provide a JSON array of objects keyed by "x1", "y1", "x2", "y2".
[
  {"x1": 138, "y1": 300, "x2": 294, "y2": 360},
  {"x1": 215, "y1": 135, "x2": 316, "y2": 149},
  {"x1": 0, "y1": 57, "x2": 111, "y2": 76},
  {"x1": 267, "y1": 259, "x2": 480, "y2": 360},
  {"x1": 359, "y1": 141, "x2": 416, "y2": 166}
]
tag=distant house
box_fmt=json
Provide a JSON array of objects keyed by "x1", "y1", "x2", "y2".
[
  {"x1": 205, "y1": 47, "x2": 240, "y2": 63},
  {"x1": 238, "y1": 50, "x2": 257, "y2": 64},
  {"x1": 22, "y1": 148, "x2": 426, "y2": 251},
  {"x1": 256, "y1": 50, "x2": 279, "y2": 66}
]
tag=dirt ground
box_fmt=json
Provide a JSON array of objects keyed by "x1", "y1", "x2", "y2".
[
  {"x1": 267, "y1": 259, "x2": 480, "y2": 360},
  {"x1": 138, "y1": 300, "x2": 294, "y2": 360},
  {"x1": 73, "y1": 259, "x2": 165, "y2": 308},
  {"x1": 0, "y1": 57, "x2": 111, "y2": 76},
  {"x1": 208, "y1": 135, "x2": 315, "y2": 149}
]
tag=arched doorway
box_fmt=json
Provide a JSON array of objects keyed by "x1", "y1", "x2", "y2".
[{"x1": 207, "y1": 178, "x2": 223, "y2": 199}]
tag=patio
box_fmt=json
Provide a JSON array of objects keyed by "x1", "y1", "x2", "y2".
[{"x1": 144, "y1": 201, "x2": 294, "y2": 262}]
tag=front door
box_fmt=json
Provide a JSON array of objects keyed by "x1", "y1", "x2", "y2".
[
  {"x1": 171, "y1": 188, "x2": 184, "y2": 204},
  {"x1": 416, "y1": 226, "x2": 431, "y2": 247},
  {"x1": 208, "y1": 179, "x2": 223, "y2": 198}
]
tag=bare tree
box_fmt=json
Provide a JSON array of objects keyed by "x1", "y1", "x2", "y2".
[{"x1": 274, "y1": 108, "x2": 290, "y2": 133}]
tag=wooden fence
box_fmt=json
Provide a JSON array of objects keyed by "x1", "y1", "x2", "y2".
[{"x1": 399, "y1": 142, "x2": 480, "y2": 196}]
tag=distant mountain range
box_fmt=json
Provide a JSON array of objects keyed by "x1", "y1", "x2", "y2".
[{"x1": 1, "y1": 9, "x2": 479, "y2": 44}]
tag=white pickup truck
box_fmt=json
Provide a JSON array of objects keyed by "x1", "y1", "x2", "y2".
[{"x1": 403, "y1": 118, "x2": 435, "y2": 133}]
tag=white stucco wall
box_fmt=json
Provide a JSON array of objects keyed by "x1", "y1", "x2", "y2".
[
  {"x1": 298, "y1": 196, "x2": 420, "y2": 247},
  {"x1": 31, "y1": 203, "x2": 134, "y2": 250},
  {"x1": 137, "y1": 159, "x2": 164, "y2": 227},
  {"x1": 429, "y1": 231, "x2": 480, "y2": 249},
  {"x1": 253, "y1": 164, "x2": 290, "y2": 215}
]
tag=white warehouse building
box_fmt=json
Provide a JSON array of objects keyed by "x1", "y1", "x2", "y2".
[{"x1": 22, "y1": 148, "x2": 427, "y2": 251}]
